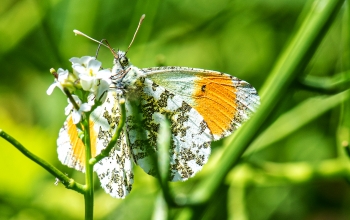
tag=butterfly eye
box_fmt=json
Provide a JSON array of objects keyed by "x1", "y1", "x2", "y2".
[{"x1": 120, "y1": 56, "x2": 129, "y2": 67}]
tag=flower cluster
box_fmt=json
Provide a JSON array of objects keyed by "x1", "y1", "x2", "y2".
[{"x1": 47, "y1": 56, "x2": 112, "y2": 124}]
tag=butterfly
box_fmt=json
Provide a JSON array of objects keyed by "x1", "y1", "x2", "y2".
[{"x1": 55, "y1": 17, "x2": 260, "y2": 198}]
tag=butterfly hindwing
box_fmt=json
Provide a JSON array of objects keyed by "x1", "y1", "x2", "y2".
[
  {"x1": 93, "y1": 130, "x2": 133, "y2": 198},
  {"x1": 124, "y1": 77, "x2": 213, "y2": 181},
  {"x1": 91, "y1": 91, "x2": 134, "y2": 198}
]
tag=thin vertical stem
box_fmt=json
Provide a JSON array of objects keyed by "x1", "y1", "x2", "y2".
[
  {"x1": 336, "y1": 0, "x2": 350, "y2": 161},
  {"x1": 83, "y1": 118, "x2": 94, "y2": 220}
]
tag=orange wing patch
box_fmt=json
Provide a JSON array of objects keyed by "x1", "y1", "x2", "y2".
[
  {"x1": 66, "y1": 116, "x2": 97, "y2": 168},
  {"x1": 192, "y1": 73, "x2": 237, "y2": 137},
  {"x1": 89, "y1": 120, "x2": 97, "y2": 158}
]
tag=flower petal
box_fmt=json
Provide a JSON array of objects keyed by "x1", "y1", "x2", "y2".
[
  {"x1": 69, "y1": 57, "x2": 81, "y2": 64},
  {"x1": 65, "y1": 103, "x2": 73, "y2": 115},
  {"x1": 72, "y1": 64, "x2": 87, "y2": 76},
  {"x1": 71, "y1": 95, "x2": 82, "y2": 104},
  {"x1": 96, "y1": 69, "x2": 112, "y2": 79},
  {"x1": 57, "y1": 71, "x2": 69, "y2": 81},
  {"x1": 88, "y1": 59, "x2": 102, "y2": 73},
  {"x1": 80, "y1": 103, "x2": 92, "y2": 112},
  {"x1": 95, "y1": 79, "x2": 110, "y2": 101},
  {"x1": 81, "y1": 56, "x2": 94, "y2": 65},
  {"x1": 80, "y1": 76, "x2": 93, "y2": 91},
  {"x1": 46, "y1": 82, "x2": 58, "y2": 95},
  {"x1": 72, "y1": 110, "x2": 82, "y2": 124},
  {"x1": 87, "y1": 93, "x2": 96, "y2": 106}
]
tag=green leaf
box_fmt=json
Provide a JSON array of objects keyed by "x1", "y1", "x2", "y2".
[{"x1": 246, "y1": 90, "x2": 350, "y2": 155}]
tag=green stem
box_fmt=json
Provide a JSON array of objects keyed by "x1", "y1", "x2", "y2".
[
  {"x1": 89, "y1": 99, "x2": 126, "y2": 165},
  {"x1": 186, "y1": 0, "x2": 345, "y2": 205},
  {"x1": 336, "y1": 0, "x2": 350, "y2": 171},
  {"x1": 299, "y1": 71, "x2": 350, "y2": 93},
  {"x1": 82, "y1": 118, "x2": 94, "y2": 220},
  {"x1": 155, "y1": 117, "x2": 176, "y2": 207},
  {"x1": 64, "y1": 88, "x2": 80, "y2": 111},
  {"x1": 0, "y1": 129, "x2": 85, "y2": 194},
  {"x1": 262, "y1": 159, "x2": 350, "y2": 182},
  {"x1": 245, "y1": 89, "x2": 350, "y2": 156}
]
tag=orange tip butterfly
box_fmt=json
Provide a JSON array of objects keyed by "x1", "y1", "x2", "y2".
[{"x1": 56, "y1": 15, "x2": 260, "y2": 198}]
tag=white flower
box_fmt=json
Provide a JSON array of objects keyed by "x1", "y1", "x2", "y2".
[
  {"x1": 46, "y1": 68, "x2": 69, "y2": 95},
  {"x1": 65, "y1": 95, "x2": 92, "y2": 124},
  {"x1": 70, "y1": 56, "x2": 97, "y2": 77},
  {"x1": 96, "y1": 79, "x2": 111, "y2": 101},
  {"x1": 69, "y1": 56, "x2": 112, "y2": 94},
  {"x1": 87, "y1": 93, "x2": 96, "y2": 106}
]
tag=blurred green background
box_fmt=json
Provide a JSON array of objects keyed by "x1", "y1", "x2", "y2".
[{"x1": 1, "y1": 0, "x2": 350, "y2": 219}]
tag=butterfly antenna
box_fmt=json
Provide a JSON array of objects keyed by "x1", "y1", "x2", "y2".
[
  {"x1": 125, "y1": 14, "x2": 145, "y2": 55},
  {"x1": 73, "y1": 30, "x2": 119, "y2": 58},
  {"x1": 95, "y1": 39, "x2": 105, "y2": 58}
]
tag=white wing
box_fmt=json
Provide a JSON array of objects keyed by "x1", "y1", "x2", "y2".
[
  {"x1": 57, "y1": 90, "x2": 133, "y2": 198},
  {"x1": 124, "y1": 76, "x2": 213, "y2": 181},
  {"x1": 142, "y1": 67, "x2": 260, "y2": 140}
]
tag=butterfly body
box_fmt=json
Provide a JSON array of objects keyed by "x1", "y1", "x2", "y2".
[{"x1": 57, "y1": 50, "x2": 260, "y2": 198}]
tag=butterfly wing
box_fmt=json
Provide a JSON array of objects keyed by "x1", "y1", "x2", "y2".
[
  {"x1": 57, "y1": 114, "x2": 86, "y2": 172},
  {"x1": 124, "y1": 76, "x2": 213, "y2": 181},
  {"x1": 93, "y1": 130, "x2": 133, "y2": 198},
  {"x1": 142, "y1": 67, "x2": 260, "y2": 140},
  {"x1": 57, "y1": 90, "x2": 133, "y2": 198}
]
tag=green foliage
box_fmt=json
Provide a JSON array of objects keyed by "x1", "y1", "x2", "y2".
[{"x1": 0, "y1": 0, "x2": 350, "y2": 219}]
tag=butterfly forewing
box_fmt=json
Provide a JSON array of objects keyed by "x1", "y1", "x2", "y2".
[
  {"x1": 57, "y1": 90, "x2": 134, "y2": 198},
  {"x1": 57, "y1": 115, "x2": 86, "y2": 172},
  {"x1": 142, "y1": 67, "x2": 260, "y2": 140}
]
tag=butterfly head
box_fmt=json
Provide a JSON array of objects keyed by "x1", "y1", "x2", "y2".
[
  {"x1": 112, "y1": 50, "x2": 131, "y2": 72},
  {"x1": 114, "y1": 50, "x2": 130, "y2": 68}
]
